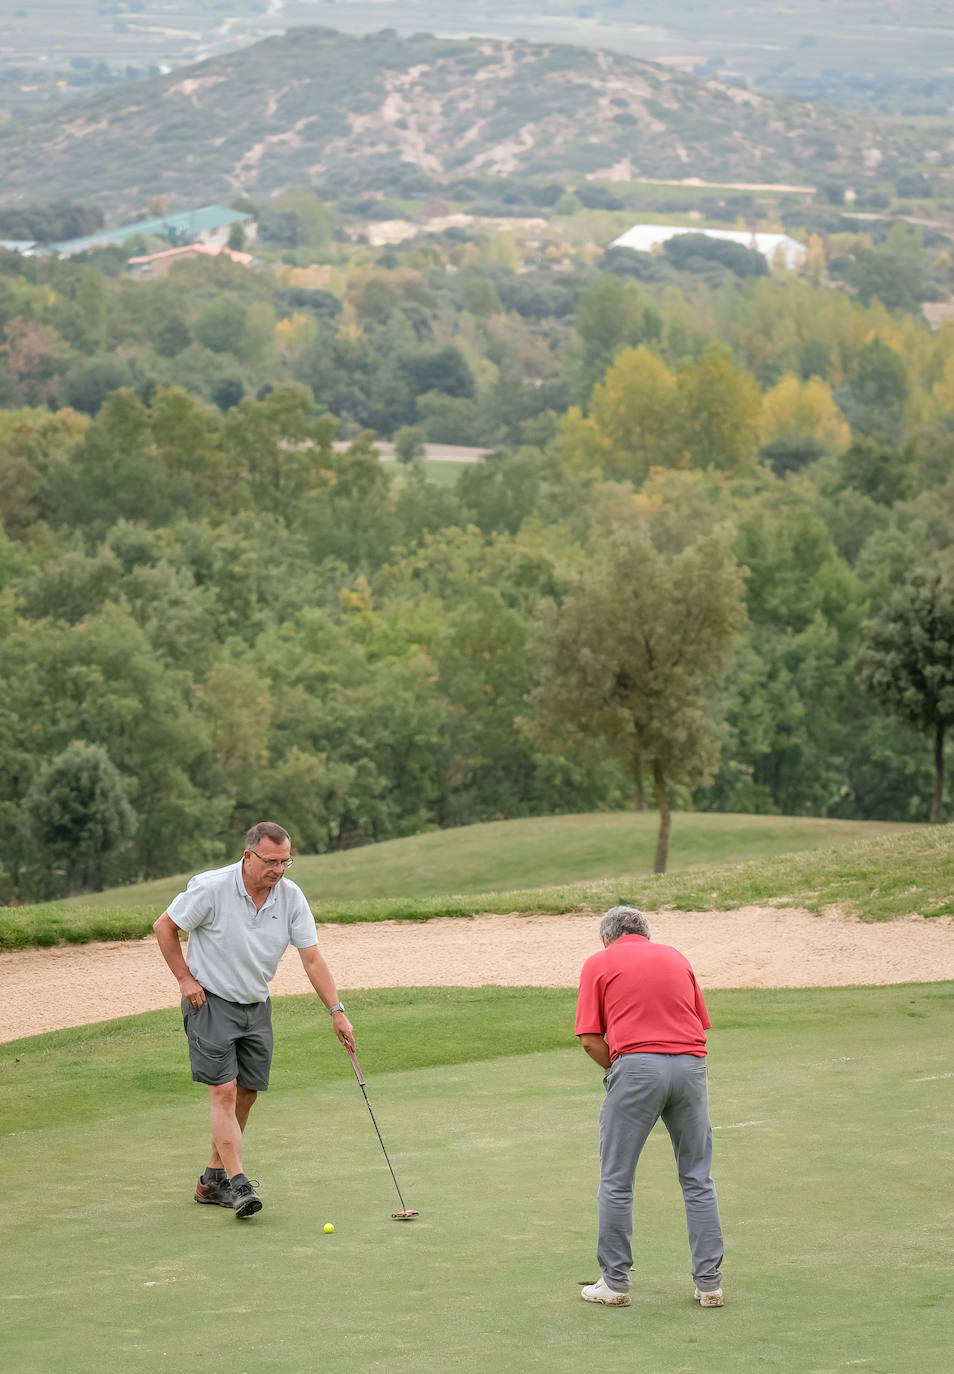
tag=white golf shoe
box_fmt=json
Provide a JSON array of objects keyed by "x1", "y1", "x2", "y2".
[
  {"x1": 693, "y1": 1286, "x2": 724, "y2": 1307},
  {"x1": 580, "y1": 1277, "x2": 631, "y2": 1306}
]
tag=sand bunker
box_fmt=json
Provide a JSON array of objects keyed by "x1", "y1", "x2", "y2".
[{"x1": 2, "y1": 905, "x2": 954, "y2": 1043}]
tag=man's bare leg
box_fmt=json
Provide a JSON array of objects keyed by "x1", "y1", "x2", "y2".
[{"x1": 206, "y1": 1081, "x2": 258, "y2": 1177}]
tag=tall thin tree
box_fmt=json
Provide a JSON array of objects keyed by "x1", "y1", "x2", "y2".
[{"x1": 523, "y1": 525, "x2": 747, "y2": 872}]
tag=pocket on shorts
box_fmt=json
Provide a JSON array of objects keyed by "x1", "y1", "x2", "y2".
[
  {"x1": 186, "y1": 1029, "x2": 236, "y2": 1085},
  {"x1": 193, "y1": 1036, "x2": 232, "y2": 1065},
  {"x1": 186, "y1": 1005, "x2": 228, "y2": 1060},
  {"x1": 181, "y1": 995, "x2": 210, "y2": 1025},
  {"x1": 183, "y1": 998, "x2": 236, "y2": 1082}
]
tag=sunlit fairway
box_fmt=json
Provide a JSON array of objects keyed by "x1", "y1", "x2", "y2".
[{"x1": 2, "y1": 983, "x2": 952, "y2": 1374}]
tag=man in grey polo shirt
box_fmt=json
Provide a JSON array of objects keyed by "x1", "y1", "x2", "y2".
[{"x1": 154, "y1": 820, "x2": 354, "y2": 1220}]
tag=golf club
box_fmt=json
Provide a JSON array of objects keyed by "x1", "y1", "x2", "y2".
[{"x1": 345, "y1": 1044, "x2": 419, "y2": 1221}]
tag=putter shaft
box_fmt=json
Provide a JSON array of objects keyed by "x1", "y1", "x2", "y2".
[{"x1": 346, "y1": 1046, "x2": 414, "y2": 1216}]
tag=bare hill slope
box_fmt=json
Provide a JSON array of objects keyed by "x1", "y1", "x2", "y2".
[{"x1": 0, "y1": 27, "x2": 944, "y2": 218}]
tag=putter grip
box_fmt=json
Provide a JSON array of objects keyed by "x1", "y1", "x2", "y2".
[{"x1": 347, "y1": 1045, "x2": 366, "y2": 1085}]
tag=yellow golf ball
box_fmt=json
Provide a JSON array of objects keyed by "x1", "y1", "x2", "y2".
[{"x1": 323, "y1": 1222, "x2": 335, "y2": 1234}]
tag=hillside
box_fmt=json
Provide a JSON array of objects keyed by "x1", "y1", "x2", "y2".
[
  {"x1": 0, "y1": 26, "x2": 947, "y2": 218},
  {"x1": 5, "y1": 2, "x2": 954, "y2": 118}
]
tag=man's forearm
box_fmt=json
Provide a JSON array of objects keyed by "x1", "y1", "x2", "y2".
[
  {"x1": 298, "y1": 945, "x2": 354, "y2": 1047},
  {"x1": 153, "y1": 913, "x2": 191, "y2": 981},
  {"x1": 298, "y1": 945, "x2": 340, "y2": 1006},
  {"x1": 579, "y1": 1034, "x2": 612, "y2": 1070}
]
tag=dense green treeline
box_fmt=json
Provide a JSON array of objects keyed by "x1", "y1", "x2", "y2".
[
  {"x1": 0, "y1": 387, "x2": 623, "y2": 899},
  {"x1": 4, "y1": 227, "x2": 954, "y2": 899},
  {"x1": 4, "y1": 210, "x2": 954, "y2": 441}
]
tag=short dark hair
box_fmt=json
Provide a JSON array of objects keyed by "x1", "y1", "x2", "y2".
[
  {"x1": 600, "y1": 905, "x2": 650, "y2": 943},
  {"x1": 244, "y1": 821, "x2": 291, "y2": 850}
]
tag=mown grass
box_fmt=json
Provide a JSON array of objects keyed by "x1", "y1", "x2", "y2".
[
  {"x1": 381, "y1": 456, "x2": 466, "y2": 487},
  {"x1": 417, "y1": 458, "x2": 468, "y2": 487},
  {"x1": 0, "y1": 812, "x2": 932, "y2": 950},
  {"x1": 2, "y1": 983, "x2": 952, "y2": 1373}
]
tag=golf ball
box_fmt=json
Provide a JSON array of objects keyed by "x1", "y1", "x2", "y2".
[{"x1": 323, "y1": 1222, "x2": 335, "y2": 1233}]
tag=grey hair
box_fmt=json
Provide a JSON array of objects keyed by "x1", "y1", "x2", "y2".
[
  {"x1": 244, "y1": 820, "x2": 291, "y2": 850},
  {"x1": 600, "y1": 905, "x2": 650, "y2": 943}
]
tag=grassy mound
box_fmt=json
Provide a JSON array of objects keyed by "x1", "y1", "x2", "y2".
[{"x1": 0, "y1": 811, "x2": 938, "y2": 950}]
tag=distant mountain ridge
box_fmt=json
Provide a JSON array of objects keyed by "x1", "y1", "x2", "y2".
[{"x1": 0, "y1": 26, "x2": 943, "y2": 218}]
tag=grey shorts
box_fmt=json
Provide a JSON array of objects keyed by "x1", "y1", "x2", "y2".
[{"x1": 181, "y1": 991, "x2": 273, "y2": 1091}]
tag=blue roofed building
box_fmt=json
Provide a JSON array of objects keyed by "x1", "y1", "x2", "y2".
[{"x1": 41, "y1": 205, "x2": 254, "y2": 258}]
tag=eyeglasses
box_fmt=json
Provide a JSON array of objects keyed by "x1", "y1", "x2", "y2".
[{"x1": 249, "y1": 849, "x2": 294, "y2": 870}]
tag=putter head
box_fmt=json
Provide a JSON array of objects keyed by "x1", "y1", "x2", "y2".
[{"x1": 392, "y1": 1209, "x2": 419, "y2": 1221}]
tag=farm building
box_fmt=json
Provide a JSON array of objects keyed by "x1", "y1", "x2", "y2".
[
  {"x1": 126, "y1": 242, "x2": 255, "y2": 276},
  {"x1": 610, "y1": 224, "x2": 807, "y2": 270},
  {"x1": 40, "y1": 206, "x2": 254, "y2": 258}
]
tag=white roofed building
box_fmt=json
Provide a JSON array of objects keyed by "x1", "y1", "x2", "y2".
[{"x1": 610, "y1": 224, "x2": 807, "y2": 271}]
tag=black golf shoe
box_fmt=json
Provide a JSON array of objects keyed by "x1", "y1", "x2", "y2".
[
  {"x1": 230, "y1": 1178, "x2": 263, "y2": 1219},
  {"x1": 194, "y1": 1175, "x2": 232, "y2": 1208}
]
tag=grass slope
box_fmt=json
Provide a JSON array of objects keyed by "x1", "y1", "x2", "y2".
[
  {"x1": 2, "y1": 983, "x2": 952, "y2": 1372},
  {"x1": 0, "y1": 812, "x2": 923, "y2": 949}
]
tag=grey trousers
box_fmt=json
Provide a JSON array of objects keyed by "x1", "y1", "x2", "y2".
[{"x1": 597, "y1": 1052, "x2": 724, "y2": 1294}]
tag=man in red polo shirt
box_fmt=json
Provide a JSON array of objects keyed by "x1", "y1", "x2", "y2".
[{"x1": 575, "y1": 905, "x2": 724, "y2": 1309}]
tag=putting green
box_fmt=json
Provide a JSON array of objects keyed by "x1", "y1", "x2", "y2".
[{"x1": 2, "y1": 985, "x2": 952, "y2": 1372}]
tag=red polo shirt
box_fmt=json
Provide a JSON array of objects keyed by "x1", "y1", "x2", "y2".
[{"x1": 575, "y1": 934, "x2": 711, "y2": 1060}]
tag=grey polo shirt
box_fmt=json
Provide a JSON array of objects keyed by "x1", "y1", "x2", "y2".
[{"x1": 166, "y1": 860, "x2": 318, "y2": 1004}]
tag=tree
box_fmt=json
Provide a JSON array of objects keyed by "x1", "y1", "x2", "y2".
[
  {"x1": 63, "y1": 387, "x2": 167, "y2": 529},
  {"x1": 835, "y1": 339, "x2": 908, "y2": 439},
  {"x1": 375, "y1": 524, "x2": 620, "y2": 826},
  {"x1": 50, "y1": 267, "x2": 107, "y2": 354},
  {"x1": 275, "y1": 311, "x2": 318, "y2": 366},
  {"x1": 700, "y1": 484, "x2": 868, "y2": 817},
  {"x1": 841, "y1": 247, "x2": 923, "y2": 314},
  {"x1": 585, "y1": 346, "x2": 681, "y2": 481},
  {"x1": 355, "y1": 277, "x2": 400, "y2": 324},
  {"x1": 575, "y1": 275, "x2": 662, "y2": 398},
  {"x1": 0, "y1": 199, "x2": 104, "y2": 244},
  {"x1": 1, "y1": 316, "x2": 73, "y2": 406},
  {"x1": 24, "y1": 740, "x2": 136, "y2": 892},
  {"x1": 19, "y1": 544, "x2": 122, "y2": 624},
  {"x1": 257, "y1": 192, "x2": 333, "y2": 253},
  {"x1": 60, "y1": 357, "x2": 134, "y2": 415},
  {"x1": 856, "y1": 564, "x2": 954, "y2": 823},
  {"x1": 1, "y1": 592, "x2": 230, "y2": 890},
  {"x1": 523, "y1": 526, "x2": 748, "y2": 872},
  {"x1": 154, "y1": 312, "x2": 191, "y2": 358},
  {"x1": 837, "y1": 436, "x2": 914, "y2": 507},
  {"x1": 211, "y1": 375, "x2": 245, "y2": 412},
  {"x1": 0, "y1": 405, "x2": 88, "y2": 537},
  {"x1": 399, "y1": 345, "x2": 476, "y2": 401},
  {"x1": 194, "y1": 295, "x2": 247, "y2": 355},
  {"x1": 663, "y1": 233, "x2": 769, "y2": 280},
  {"x1": 759, "y1": 373, "x2": 850, "y2": 456},
  {"x1": 393, "y1": 425, "x2": 426, "y2": 463},
  {"x1": 676, "y1": 346, "x2": 762, "y2": 471},
  {"x1": 248, "y1": 606, "x2": 448, "y2": 849},
  {"x1": 456, "y1": 444, "x2": 593, "y2": 538}
]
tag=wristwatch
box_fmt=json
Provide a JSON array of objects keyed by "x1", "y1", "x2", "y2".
[{"x1": 327, "y1": 1001, "x2": 345, "y2": 1016}]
